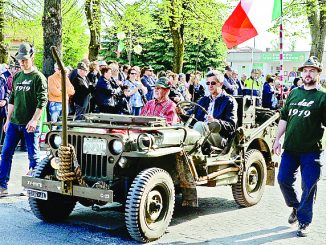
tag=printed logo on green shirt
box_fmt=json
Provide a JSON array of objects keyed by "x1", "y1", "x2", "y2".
[
  {"x1": 288, "y1": 99, "x2": 314, "y2": 118},
  {"x1": 16, "y1": 79, "x2": 32, "y2": 92}
]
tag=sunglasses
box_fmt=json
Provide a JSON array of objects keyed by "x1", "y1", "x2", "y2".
[
  {"x1": 206, "y1": 81, "x2": 217, "y2": 85},
  {"x1": 130, "y1": 73, "x2": 137, "y2": 75}
]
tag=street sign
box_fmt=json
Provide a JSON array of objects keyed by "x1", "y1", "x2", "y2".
[{"x1": 259, "y1": 52, "x2": 306, "y2": 63}]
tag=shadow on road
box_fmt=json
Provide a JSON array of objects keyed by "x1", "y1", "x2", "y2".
[
  {"x1": 171, "y1": 195, "x2": 239, "y2": 226},
  {"x1": 27, "y1": 218, "x2": 138, "y2": 244},
  {"x1": 167, "y1": 226, "x2": 296, "y2": 245}
]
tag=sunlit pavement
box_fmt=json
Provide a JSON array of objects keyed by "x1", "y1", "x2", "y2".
[{"x1": 0, "y1": 151, "x2": 325, "y2": 244}]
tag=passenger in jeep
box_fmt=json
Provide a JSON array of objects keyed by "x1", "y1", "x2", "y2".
[
  {"x1": 193, "y1": 70, "x2": 238, "y2": 148},
  {"x1": 141, "y1": 77, "x2": 178, "y2": 125}
]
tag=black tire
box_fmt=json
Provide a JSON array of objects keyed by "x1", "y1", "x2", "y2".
[
  {"x1": 28, "y1": 157, "x2": 76, "y2": 222},
  {"x1": 232, "y1": 149, "x2": 267, "y2": 207},
  {"x1": 125, "y1": 168, "x2": 175, "y2": 243}
]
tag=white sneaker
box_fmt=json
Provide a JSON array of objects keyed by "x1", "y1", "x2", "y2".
[{"x1": 0, "y1": 187, "x2": 8, "y2": 197}]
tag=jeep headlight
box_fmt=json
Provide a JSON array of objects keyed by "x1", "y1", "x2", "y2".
[
  {"x1": 111, "y1": 140, "x2": 123, "y2": 155},
  {"x1": 53, "y1": 135, "x2": 62, "y2": 148}
]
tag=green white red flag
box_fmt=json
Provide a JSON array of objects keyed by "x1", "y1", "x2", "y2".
[{"x1": 222, "y1": 0, "x2": 282, "y2": 49}]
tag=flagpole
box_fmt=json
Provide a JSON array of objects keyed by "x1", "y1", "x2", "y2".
[
  {"x1": 250, "y1": 38, "x2": 255, "y2": 100},
  {"x1": 279, "y1": 1, "x2": 284, "y2": 102},
  {"x1": 251, "y1": 38, "x2": 255, "y2": 70}
]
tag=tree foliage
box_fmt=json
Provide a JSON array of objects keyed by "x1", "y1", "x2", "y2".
[
  {"x1": 159, "y1": 0, "x2": 227, "y2": 72},
  {"x1": 270, "y1": 0, "x2": 326, "y2": 61},
  {"x1": 100, "y1": 0, "x2": 227, "y2": 72},
  {"x1": 4, "y1": 0, "x2": 88, "y2": 69},
  {"x1": 101, "y1": 4, "x2": 226, "y2": 73}
]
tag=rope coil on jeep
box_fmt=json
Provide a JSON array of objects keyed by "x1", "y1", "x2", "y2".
[{"x1": 56, "y1": 144, "x2": 87, "y2": 186}]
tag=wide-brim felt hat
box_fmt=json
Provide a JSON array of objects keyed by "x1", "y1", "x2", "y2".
[
  {"x1": 298, "y1": 56, "x2": 322, "y2": 72},
  {"x1": 15, "y1": 43, "x2": 34, "y2": 60}
]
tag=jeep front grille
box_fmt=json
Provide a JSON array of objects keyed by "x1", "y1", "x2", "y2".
[{"x1": 68, "y1": 134, "x2": 111, "y2": 182}]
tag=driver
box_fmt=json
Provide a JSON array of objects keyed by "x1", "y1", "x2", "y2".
[
  {"x1": 141, "y1": 77, "x2": 178, "y2": 125},
  {"x1": 193, "y1": 70, "x2": 237, "y2": 148}
]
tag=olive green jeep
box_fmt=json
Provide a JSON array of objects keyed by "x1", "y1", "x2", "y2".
[{"x1": 22, "y1": 95, "x2": 279, "y2": 243}]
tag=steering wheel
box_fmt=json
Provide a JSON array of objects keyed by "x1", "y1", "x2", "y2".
[{"x1": 176, "y1": 101, "x2": 209, "y2": 127}]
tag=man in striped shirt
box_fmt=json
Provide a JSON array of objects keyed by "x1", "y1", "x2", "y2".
[{"x1": 141, "y1": 77, "x2": 178, "y2": 125}]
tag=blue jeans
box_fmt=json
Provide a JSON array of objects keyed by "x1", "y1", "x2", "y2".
[
  {"x1": 49, "y1": 102, "x2": 62, "y2": 122},
  {"x1": 0, "y1": 122, "x2": 41, "y2": 188},
  {"x1": 132, "y1": 107, "x2": 142, "y2": 116},
  {"x1": 278, "y1": 151, "x2": 321, "y2": 224}
]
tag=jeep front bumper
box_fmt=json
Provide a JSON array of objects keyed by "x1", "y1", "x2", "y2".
[{"x1": 22, "y1": 176, "x2": 113, "y2": 202}]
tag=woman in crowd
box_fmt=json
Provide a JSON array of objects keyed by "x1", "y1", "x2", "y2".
[
  {"x1": 188, "y1": 72, "x2": 205, "y2": 102},
  {"x1": 178, "y1": 73, "x2": 190, "y2": 101},
  {"x1": 290, "y1": 77, "x2": 303, "y2": 91},
  {"x1": 262, "y1": 76, "x2": 277, "y2": 110},
  {"x1": 94, "y1": 66, "x2": 119, "y2": 114},
  {"x1": 124, "y1": 67, "x2": 147, "y2": 115},
  {"x1": 168, "y1": 72, "x2": 184, "y2": 103}
]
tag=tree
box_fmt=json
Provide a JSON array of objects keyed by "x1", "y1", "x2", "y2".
[
  {"x1": 42, "y1": 0, "x2": 62, "y2": 78},
  {"x1": 107, "y1": 2, "x2": 157, "y2": 65},
  {"x1": 161, "y1": 0, "x2": 227, "y2": 72},
  {"x1": 166, "y1": 0, "x2": 184, "y2": 73},
  {"x1": 5, "y1": 0, "x2": 88, "y2": 69},
  {"x1": 62, "y1": 2, "x2": 89, "y2": 67},
  {"x1": 85, "y1": 0, "x2": 101, "y2": 61},
  {"x1": 280, "y1": 0, "x2": 326, "y2": 62},
  {"x1": 101, "y1": 12, "x2": 226, "y2": 73},
  {"x1": 305, "y1": 0, "x2": 326, "y2": 61},
  {"x1": 0, "y1": 0, "x2": 7, "y2": 63}
]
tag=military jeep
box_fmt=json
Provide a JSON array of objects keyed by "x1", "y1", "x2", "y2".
[{"x1": 22, "y1": 95, "x2": 279, "y2": 243}]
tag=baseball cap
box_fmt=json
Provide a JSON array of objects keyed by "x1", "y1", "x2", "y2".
[
  {"x1": 298, "y1": 56, "x2": 322, "y2": 72},
  {"x1": 15, "y1": 43, "x2": 34, "y2": 60},
  {"x1": 77, "y1": 62, "x2": 88, "y2": 71},
  {"x1": 154, "y1": 77, "x2": 171, "y2": 89}
]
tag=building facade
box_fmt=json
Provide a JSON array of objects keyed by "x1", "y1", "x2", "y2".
[{"x1": 227, "y1": 47, "x2": 326, "y2": 83}]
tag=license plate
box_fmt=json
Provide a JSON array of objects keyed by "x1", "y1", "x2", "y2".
[
  {"x1": 26, "y1": 189, "x2": 48, "y2": 200},
  {"x1": 83, "y1": 138, "x2": 107, "y2": 155}
]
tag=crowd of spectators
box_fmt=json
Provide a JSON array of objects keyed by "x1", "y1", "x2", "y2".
[{"x1": 0, "y1": 56, "x2": 318, "y2": 145}]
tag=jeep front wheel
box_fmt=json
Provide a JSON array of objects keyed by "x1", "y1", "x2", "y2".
[
  {"x1": 232, "y1": 149, "x2": 267, "y2": 207},
  {"x1": 28, "y1": 157, "x2": 76, "y2": 222},
  {"x1": 125, "y1": 168, "x2": 175, "y2": 243}
]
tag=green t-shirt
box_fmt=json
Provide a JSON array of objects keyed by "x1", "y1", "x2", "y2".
[
  {"x1": 280, "y1": 87, "x2": 326, "y2": 152},
  {"x1": 9, "y1": 70, "x2": 48, "y2": 125}
]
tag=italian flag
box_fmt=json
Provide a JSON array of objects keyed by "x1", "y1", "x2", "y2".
[{"x1": 222, "y1": 0, "x2": 282, "y2": 49}]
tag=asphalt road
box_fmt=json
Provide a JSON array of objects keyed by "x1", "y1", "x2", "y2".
[{"x1": 0, "y1": 151, "x2": 325, "y2": 245}]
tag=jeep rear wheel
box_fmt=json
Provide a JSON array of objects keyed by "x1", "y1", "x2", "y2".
[
  {"x1": 28, "y1": 157, "x2": 76, "y2": 222},
  {"x1": 232, "y1": 150, "x2": 267, "y2": 207},
  {"x1": 125, "y1": 168, "x2": 175, "y2": 243}
]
